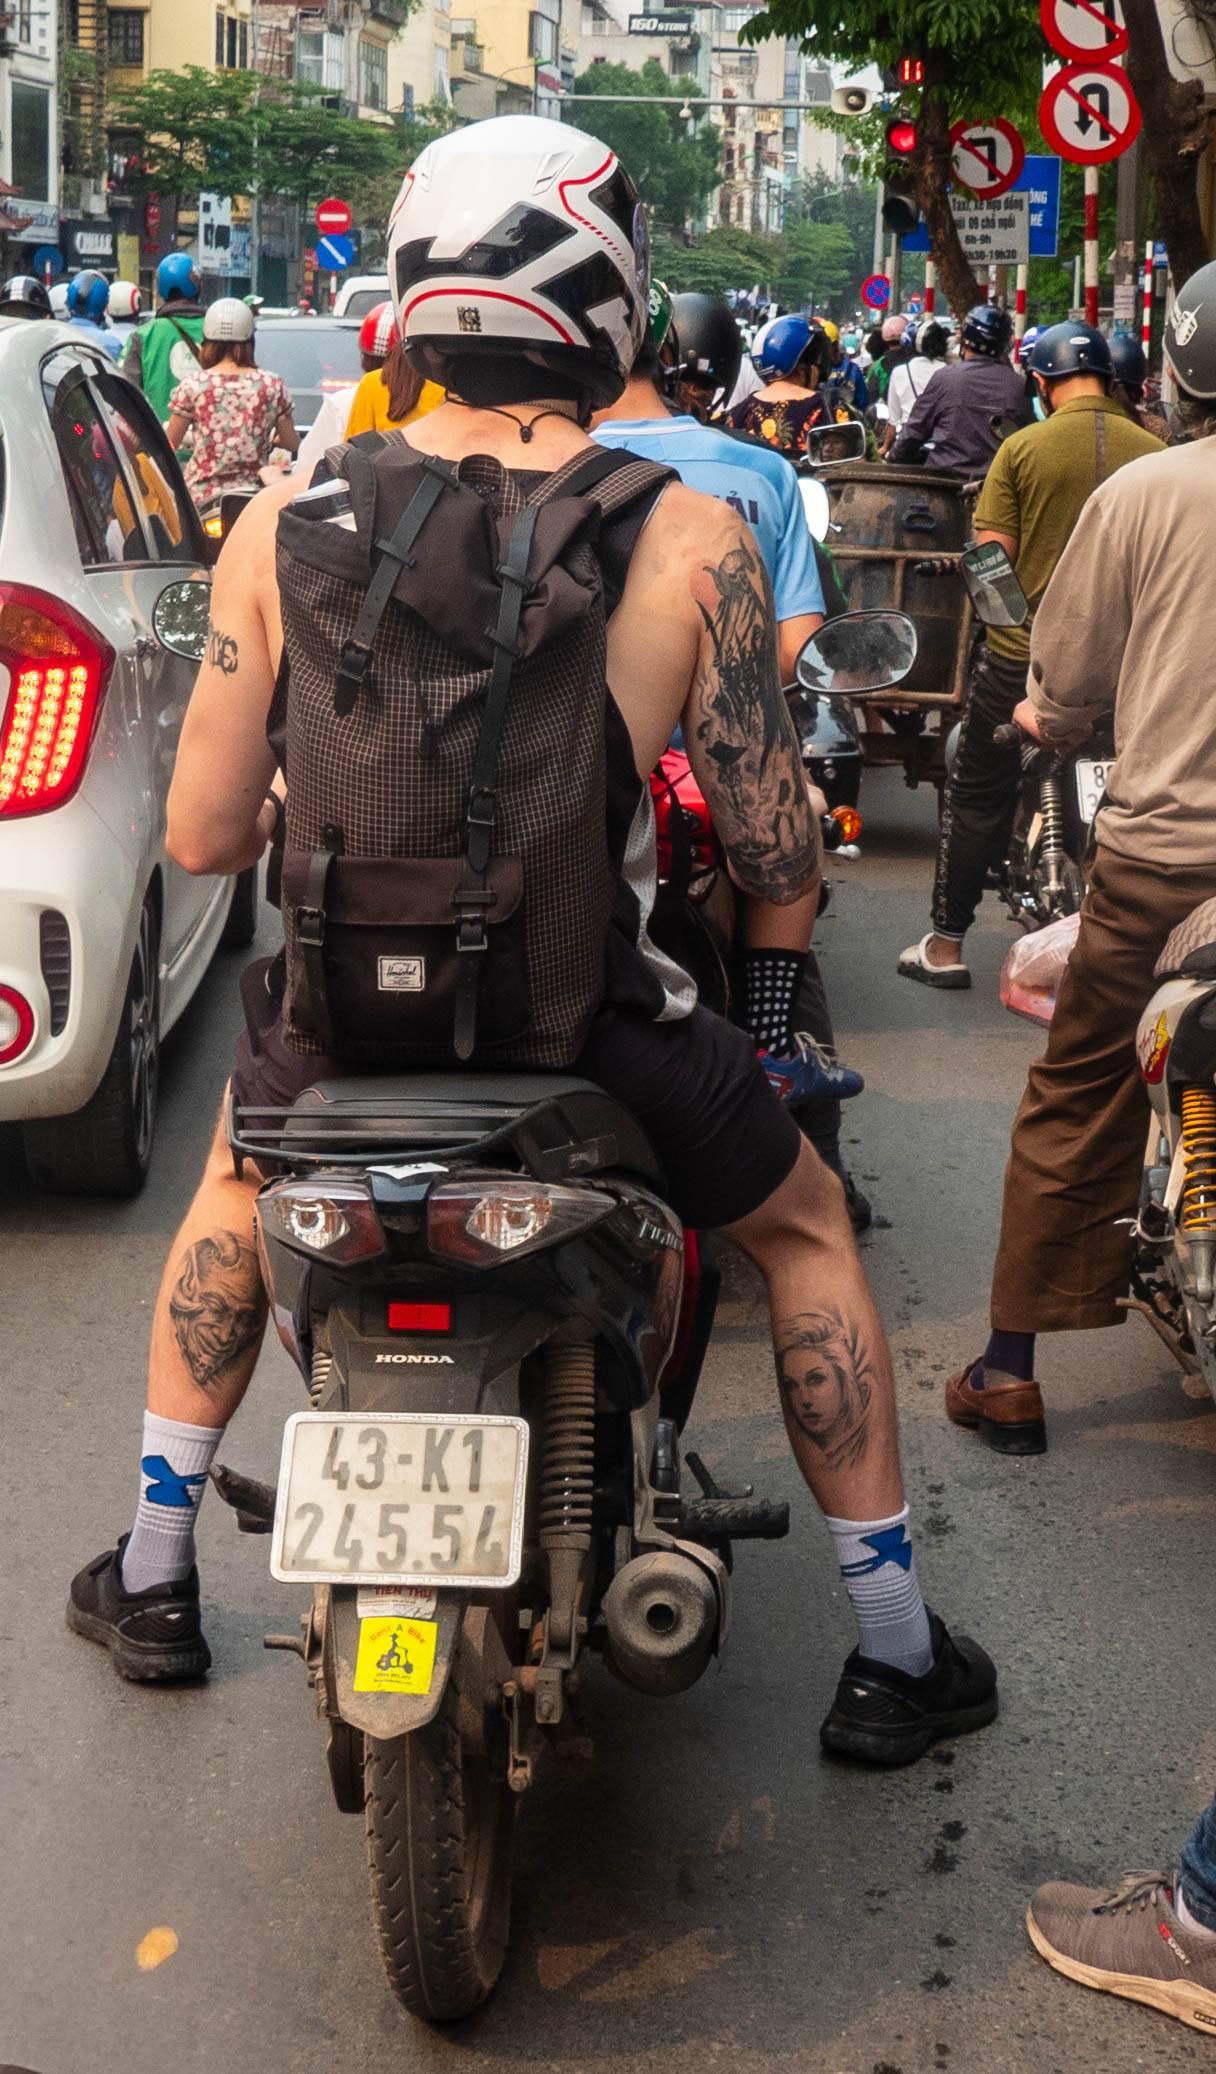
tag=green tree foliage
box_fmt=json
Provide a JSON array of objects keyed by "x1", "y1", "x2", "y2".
[
  {"x1": 652, "y1": 217, "x2": 855, "y2": 314},
  {"x1": 110, "y1": 67, "x2": 401, "y2": 213},
  {"x1": 568, "y1": 60, "x2": 722, "y2": 229}
]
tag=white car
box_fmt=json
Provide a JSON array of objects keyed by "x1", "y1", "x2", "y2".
[
  {"x1": 0, "y1": 318, "x2": 254, "y2": 1195},
  {"x1": 333, "y1": 273, "x2": 389, "y2": 318}
]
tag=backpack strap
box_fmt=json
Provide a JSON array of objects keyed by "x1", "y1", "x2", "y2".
[
  {"x1": 294, "y1": 847, "x2": 337, "y2": 1051},
  {"x1": 332, "y1": 452, "x2": 459, "y2": 716},
  {"x1": 161, "y1": 311, "x2": 202, "y2": 364},
  {"x1": 453, "y1": 502, "x2": 539, "y2": 1061}
]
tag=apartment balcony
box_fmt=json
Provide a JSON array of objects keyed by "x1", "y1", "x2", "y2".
[{"x1": 368, "y1": 0, "x2": 409, "y2": 22}]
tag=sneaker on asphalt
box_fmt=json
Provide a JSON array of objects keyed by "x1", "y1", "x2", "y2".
[
  {"x1": 67, "y1": 1533, "x2": 211, "y2": 1682},
  {"x1": 897, "y1": 934, "x2": 971, "y2": 990},
  {"x1": 1027, "y1": 1871, "x2": 1216, "y2": 2036},
  {"x1": 820, "y1": 1611, "x2": 997, "y2": 1766},
  {"x1": 760, "y1": 1032, "x2": 864, "y2": 1104}
]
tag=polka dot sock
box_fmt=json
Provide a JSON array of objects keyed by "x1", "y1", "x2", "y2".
[{"x1": 744, "y1": 949, "x2": 807, "y2": 1055}]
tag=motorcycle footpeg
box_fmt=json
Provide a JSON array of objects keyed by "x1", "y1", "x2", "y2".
[
  {"x1": 210, "y1": 1461, "x2": 275, "y2": 1533},
  {"x1": 679, "y1": 1495, "x2": 790, "y2": 1543}
]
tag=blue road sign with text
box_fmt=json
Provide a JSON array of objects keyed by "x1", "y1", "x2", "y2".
[
  {"x1": 901, "y1": 154, "x2": 1061, "y2": 258},
  {"x1": 315, "y1": 232, "x2": 355, "y2": 272}
]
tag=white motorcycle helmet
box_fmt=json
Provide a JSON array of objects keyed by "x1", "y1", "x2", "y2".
[
  {"x1": 49, "y1": 281, "x2": 70, "y2": 318},
  {"x1": 386, "y1": 115, "x2": 648, "y2": 409},
  {"x1": 109, "y1": 279, "x2": 142, "y2": 322},
  {"x1": 203, "y1": 296, "x2": 256, "y2": 343}
]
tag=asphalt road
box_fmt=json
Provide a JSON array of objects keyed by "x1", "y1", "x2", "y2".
[{"x1": 3, "y1": 769, "x2": 1214, "y2": 2074}]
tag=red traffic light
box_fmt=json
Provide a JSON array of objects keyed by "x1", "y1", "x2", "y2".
[{"x1": 885, "y1": 117, "x2": 919, "y2": 156}]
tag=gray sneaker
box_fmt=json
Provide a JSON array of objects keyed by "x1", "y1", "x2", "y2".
[{"x1": 1027, "y1": 1870, "x2": 1216, "y2": 2036}]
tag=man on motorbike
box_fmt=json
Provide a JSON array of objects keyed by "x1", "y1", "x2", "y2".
[
  {"x1": 121, "y1": 253, "x2": 206, "y2": 423},
  {"x1": 68, "y1": 117, "x2": 994, "y2": 1766},
  {"x1": 881, "y1": 318, "x2": 948, "y2": 455},
  {"x1": 888, "y1": 304, "x2": 1030, "y2": 475},
  {"x1": 65, "y1": 270, "x2": 120, "y2": 359},
  {"x1": 592, "y1": 283, "x2": 869, "y2": 1210},
  {"x1": 1107, "y1": 330, "x2": 1170, "y2": 442},
  {"x1": 662, "y1": 290, "x2": 743, "y2": 423},
  {"x1": 899, "y1": 321, "x2": 1161, "y2": 992}
]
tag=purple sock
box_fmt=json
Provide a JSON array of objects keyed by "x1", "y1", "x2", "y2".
[{"x1": 980, "y1": 1329, "x2": 1036, "y2": 1386}]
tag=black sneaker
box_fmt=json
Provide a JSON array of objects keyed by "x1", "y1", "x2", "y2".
[
  {"x1": 820, "y1": 1612, "x2": 997, "y2": 1766},
  {"x1": 67, "y1": 1535, "x2": 211, "y2": 1682}
]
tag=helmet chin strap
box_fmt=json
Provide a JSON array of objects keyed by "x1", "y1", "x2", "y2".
[{"x1": 445, "y1": 394, "x2": 585, "y2": 442}]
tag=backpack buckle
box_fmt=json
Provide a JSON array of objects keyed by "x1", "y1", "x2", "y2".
[
  {"x1": 333, "y1": 638, "x2": 372, "y2": 715},
  {"x1": 296, "y1": 904, "x2": 325, "y2": 946},
  {"x1": 466, "y1": 785, "x2": 496, "y2": 831}
]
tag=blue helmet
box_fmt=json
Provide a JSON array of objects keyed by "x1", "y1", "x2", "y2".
[
  {"x1": 1107, "y1": 329, "x2": 1147, "y2": 392},
  {"x1": 67, "y1": 269, "x2": 109, "y2": 323},
  {"x1": 156, "y1": 252, "x2": 201, "y2": 303},
  {"x1": 753, "y1": 313, "x2": 820, "y2": 379},
  {"x1": 1030, "y1": 320, "x2": 1112, "y2": 382},
  {"x1": 962, "y1": 304, "x2": 1014, "y2": 359},
  {"x1": 1016, "y1": 323, "x2": 1040, "y2": 366}
]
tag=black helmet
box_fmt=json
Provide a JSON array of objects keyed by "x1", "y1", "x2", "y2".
[
  {"x1": 0, "y1": 274, "x2": 51, "y2": 320},
  {"x1": 1107, "y1": 330, "x2": 1147, "y2": 393},
  {"x1": 1030, "y1": 320, "x2": 1112, "y2": 382},
  {"x1": 915, "y1": 318, "x2": 949, "y2": 359},
  {"x1": 961, "y1": 304, "x2": 1014, "y2": 359},
  {"x1": 669, "y1": 292, "x2": 743, "y2": 405},
  {"x1": 1165, "y1": 260, "x2": 1216, "y2": 398}
]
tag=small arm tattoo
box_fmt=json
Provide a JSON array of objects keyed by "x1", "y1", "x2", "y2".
[
  {"x1": 206, "y1": 626, "x2": 239, "y2": 674},
  {"x1": 690, "y1": 538, "x2": 820, "y2": 903},
  {"x1": 169, "y1": 1231, "x2": 264, "y2": 1391},
  {"x1": 776, "y1": 1309, "x2": 874, "y2": 1472}
]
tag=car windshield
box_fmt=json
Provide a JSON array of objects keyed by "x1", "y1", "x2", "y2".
[
  {"x1": 253, "y1": 323, "x2": 362, "y2": 426},
  {"x1": 342, "y1": 288, "x2": 388, "y2": 317}
]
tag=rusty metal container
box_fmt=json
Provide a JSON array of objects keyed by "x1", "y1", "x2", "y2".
[{"x1": 823, "y1": 462, "x2": 975, "y2": 706}]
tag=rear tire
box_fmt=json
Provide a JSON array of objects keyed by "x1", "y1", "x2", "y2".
[
  {"x1": 23, "y1": 897, "x2": 160, "y2": 1197},
  {"x1": 220, "y1": 865, "x2": 258, "y2": 950},
  {"x1": 364, "y1": 1613, "x2": 515, "y2": 2022}
]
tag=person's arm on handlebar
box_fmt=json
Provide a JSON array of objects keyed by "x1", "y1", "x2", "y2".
[{"x1": 1024, "y1": 496, "x2": 1127, "y2": 745}]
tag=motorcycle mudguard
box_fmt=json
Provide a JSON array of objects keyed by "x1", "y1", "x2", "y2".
[{"x1": 326, "y1": 1583, "x2": 467, "y2": 1738}]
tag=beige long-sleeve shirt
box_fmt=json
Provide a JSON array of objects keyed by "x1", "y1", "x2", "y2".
[{"x1": 1028, "y1": 438, "x2": 1216, "y2": 867}]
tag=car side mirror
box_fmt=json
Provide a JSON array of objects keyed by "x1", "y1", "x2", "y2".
[
  {"x1": 795, "y1": 610, "x2": 918, "y2": 696},
  {"x1": 959, "y1": 540, "x2": 1030, "y2": 628},
  {"x1": 152, "y1": 577, "x2": 211, "y2": 662}
]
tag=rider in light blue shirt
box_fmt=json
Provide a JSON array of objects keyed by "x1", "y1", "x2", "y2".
[{"x1": 66, "y1": 270, "x2": 121, "y2": 360}]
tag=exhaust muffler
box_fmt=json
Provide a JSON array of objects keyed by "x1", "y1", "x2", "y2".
[{"x1": 602, "y1": 1550, "x2": 718, "y2": 1695}]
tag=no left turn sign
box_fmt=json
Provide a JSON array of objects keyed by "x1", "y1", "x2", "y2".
[
  {"x1": 1040, "y1": 0, "x2": 1128, "y2": 62},
  {"x1": 1039, "y1": 59, "x2": 1141, "y2": 163},
  {"x1": 949, "y1": 117, "x2": 1026, "y2": 200}
]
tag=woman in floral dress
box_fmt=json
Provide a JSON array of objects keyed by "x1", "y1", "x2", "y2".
[
  {"x1": 724, "y1": 314, "x2": 833, "y2": 458},
  {"x1": 167, "y1": 297, "x2": 298, "y2": 508}
]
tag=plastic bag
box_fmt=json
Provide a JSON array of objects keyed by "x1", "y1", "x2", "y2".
[{"x1": 999, "y1": 912, "x2": 1081, "y2": 1027}]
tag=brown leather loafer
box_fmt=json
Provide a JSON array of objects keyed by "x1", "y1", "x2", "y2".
[{"x1": 945, "y1": 1359, "x2": 1047, "y2": 1456}]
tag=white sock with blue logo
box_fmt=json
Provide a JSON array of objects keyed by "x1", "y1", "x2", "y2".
[
  {"x1": 121, "y1": 1412, "x2": 223, "y2": 1593},
  {"x1": 826, "y1": 1504, "x2": 934, "y2": 1677}
]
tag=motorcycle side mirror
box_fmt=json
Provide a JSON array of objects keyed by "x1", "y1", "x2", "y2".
[
  {"x1": 798, "y1": 475, "x2": 830, "y2": 542},
  {"x1": 803, "y1": 420, "x2": 866, "y2": 466},
  {"x1": 152, "y1": 577, "x2": 211, "y2": 662},
  {"x1": 795, "y1": 610, "x2": 918, "y2": 696},
  {"x1": 959, "y1": 540, "x2": 1030, "y2": 628}
]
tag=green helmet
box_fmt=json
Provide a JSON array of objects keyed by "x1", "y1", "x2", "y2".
[{"x1": 648, "y1": 277, "x2": 674, "y2": 352}]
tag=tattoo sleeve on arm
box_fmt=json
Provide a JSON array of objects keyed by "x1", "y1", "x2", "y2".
[
  {"x1": 206, "y1": 626, "x2": 239, "y2": 674},
  {"x1": 689, "y1": 536, "x2": 821, "y2": 903},
  {"x1": 776, "y1": 1310, "x2": 874, "y2": 1471},
  {"x1": 168, "y1": 1231, "x2": 265, "y2": 1391}
]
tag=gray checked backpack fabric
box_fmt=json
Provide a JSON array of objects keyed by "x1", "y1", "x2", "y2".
[{"x1": 271, "y1": 433, "x2": 671, "y2": 1068}]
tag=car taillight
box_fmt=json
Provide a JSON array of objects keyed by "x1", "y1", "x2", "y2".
[
  {"x1": 0, "y1": 586, "x2": 114, "y2": 819},
  {"x1": 427, "y1": 1177, "x2": 612, "y2": 1267},
  {"x1": 0, "y1": 984, "x2": 35, "y2": 1065}
]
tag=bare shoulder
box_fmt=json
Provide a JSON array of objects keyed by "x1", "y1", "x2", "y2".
[{"x1": 631, "y1": 482, "x2": 756, "y2": 606}]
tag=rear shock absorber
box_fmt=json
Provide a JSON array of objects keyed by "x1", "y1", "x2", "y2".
[
  {"x1": 1039, "y1": 770, "x2": 1067, "y2": 899},
  {"x1": 539, "y1": 1334, "x2": 596, "y2": 1654},
  {"x1": 1180, "y1": 1086, "x2": 1216, "y2": 1303}
]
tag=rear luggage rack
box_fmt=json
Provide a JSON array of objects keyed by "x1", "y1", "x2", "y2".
[{"x1": 226, "y1": 1078, "x2": 663, "y2": 1190}]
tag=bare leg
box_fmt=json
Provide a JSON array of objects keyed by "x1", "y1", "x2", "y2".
[
  {"x1": 148, "y1": 1102, "x2": 267, "y2": 1430},
  {"x1": 724, "y1": 1137, "x2": 903, "y2": 1520}
]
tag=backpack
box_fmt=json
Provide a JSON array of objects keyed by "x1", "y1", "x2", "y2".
[{"x1": 274, "y1": 434, "x2": 672, "y2": 1069}]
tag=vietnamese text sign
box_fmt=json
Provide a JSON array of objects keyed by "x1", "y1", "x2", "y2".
[
  {"x1": 903, "y1": 155, "x2": 1058, "y2": 257},
  {"x1": 954, "y1": 191, "x2": 1029, "y2": 265}
]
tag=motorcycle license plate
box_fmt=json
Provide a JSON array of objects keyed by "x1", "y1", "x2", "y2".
[
  {"x1": 270, "y1": 1412, "x2": 528, "y2": 1589},
  {"x1": 1075, "y1": 758, "x2": 1110, "y2": 824}
]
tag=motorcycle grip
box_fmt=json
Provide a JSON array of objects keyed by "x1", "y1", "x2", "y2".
[{"x1": 993, "y1": 722, "x2": 1023, "y2": 747}]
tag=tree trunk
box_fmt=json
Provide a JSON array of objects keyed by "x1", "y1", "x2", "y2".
[
  {"x1": 1122, "y1": 0, "x2": 1209, "y2": 286},
  {"x1": 913, "y1": 83, "x2": 983, "y2": 314}
]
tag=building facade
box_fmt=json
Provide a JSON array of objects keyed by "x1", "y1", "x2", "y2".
[{"x1": 2, "y1": 0, "x2": 61, "y2": 264}]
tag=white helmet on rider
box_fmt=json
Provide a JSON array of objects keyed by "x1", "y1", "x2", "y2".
[
  {"x1": 386, "y1": 115, "x2": 648, "y2": 409},
  {"x1": 203, "y1": 296, "x2": 256, "y2": 344},
  {"x1": 48, "y1": 281, "x2": 70, "y2": 318},
  {"x1": 108, "y1": 279, "x2": 142, "y2": 322}
]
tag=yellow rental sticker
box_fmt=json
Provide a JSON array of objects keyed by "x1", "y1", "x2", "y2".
[{"x1": 354, "y1": 1616, "x2": 438, "y2": 1695}]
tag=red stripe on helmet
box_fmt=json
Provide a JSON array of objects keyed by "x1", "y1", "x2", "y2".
[
  {"x1": 400, "y1": 285, "x2": 576, "y2": 343},
  {"x1": 557, "y1": 152, "x2": 617, "y2": 248}
]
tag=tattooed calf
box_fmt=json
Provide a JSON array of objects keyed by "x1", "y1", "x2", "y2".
[
  {"x1": 169, "y1": 1231, "x2": 264, "y2": 1391},
  {"x1": 777, "y1": 1310, "x2": 874, "y2": 1472}
]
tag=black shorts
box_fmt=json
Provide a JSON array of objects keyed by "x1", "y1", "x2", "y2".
[{"x1": 231, "y1": 956, "x2": 801, "y2": 1228}]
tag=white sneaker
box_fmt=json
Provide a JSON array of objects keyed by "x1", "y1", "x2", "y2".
[{"x1": 897, "y1": 934, "x2": 972, "y2": 990}]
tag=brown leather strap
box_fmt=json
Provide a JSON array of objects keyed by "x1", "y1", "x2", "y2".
[{"x1": 294, "y1": 848, "x2": 336, "y2": 1050}]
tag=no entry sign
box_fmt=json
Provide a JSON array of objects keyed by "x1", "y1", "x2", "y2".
[
  {"x1": 861, "y1": 273, "x2": 892, "y2": 310},
  {"x1": 1040, "y1": 0, "x2": 1127, "y2": 62},
  {"x1": 950, "y1": 117, "x2": 1026, "y2": 200},
  {"x1": 315, "y1": 196, "x2": 352, "y2": 236},
  {"x1": 1039, "y1": 60, "x2": 1141, "y2": 163}
]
